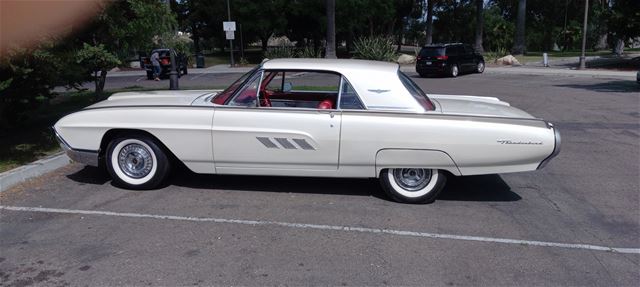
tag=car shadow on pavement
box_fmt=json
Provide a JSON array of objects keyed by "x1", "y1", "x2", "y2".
[
  {"x1": 66, "y1": 166, "x2": 111, "y2": 185},
  {"x1": 554, "y1": 80, "x2": 640, "y2": 93},
  {"x1": 168, "y1": 167, "x2": 389, "y2": 200},
  {"x1": 438, "y1": 174, "x2": 521, "y2": 202},
  {"x1": 65, "y1": 166, "x2": 520, "y2": 202}
]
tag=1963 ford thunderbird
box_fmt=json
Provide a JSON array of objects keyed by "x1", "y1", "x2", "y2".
[{"x1": 54, "y1": 58, "x2": 560, "y2": 203}]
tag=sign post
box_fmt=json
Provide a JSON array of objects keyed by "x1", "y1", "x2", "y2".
[{"x1": 223, "y1": 21, "x2": 236, "y2": 67}]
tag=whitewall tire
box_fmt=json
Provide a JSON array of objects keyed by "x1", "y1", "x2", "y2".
[
  {"x1": 380, "y1": 168, "x2": 446, "y2": 204},
  {"x1": 106, "y1": 136, "x2": 170, "y2": 189}
]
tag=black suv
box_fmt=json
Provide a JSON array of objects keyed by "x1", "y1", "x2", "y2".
[{"x1": 416, "y1": 43, "x2": 484, "y2": 77}]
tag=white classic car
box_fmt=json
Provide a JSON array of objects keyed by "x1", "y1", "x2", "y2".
[{"x1": 54, "y1": 58, "x2": 560, "y2": 203}]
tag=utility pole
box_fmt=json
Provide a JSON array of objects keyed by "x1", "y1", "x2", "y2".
[
  {"x1": 578, "y1": 0, "x2": 589, "y2": 70},
  {"x1": 226, "y1": 0, "x2": 234, "y2": 67},
  {"x1": 166, "y1": 0, "x2": 178, "y2": 89}
]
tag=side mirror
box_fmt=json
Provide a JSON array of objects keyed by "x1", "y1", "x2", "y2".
[{"x1": 283, "y1": 82, "x2": 293, "y2": 92}]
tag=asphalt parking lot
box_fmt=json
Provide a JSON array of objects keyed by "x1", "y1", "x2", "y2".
[{"x1": 1, "y1": 72, "x2": 639, "y2": 286}]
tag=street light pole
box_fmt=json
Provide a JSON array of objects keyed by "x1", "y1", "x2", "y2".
[
  {"x1": 578, "y1": 0, "x2": 589, "y2": 70},
  {"x1": 226, "y1": 0, "x2": 234, "y2": 67}
]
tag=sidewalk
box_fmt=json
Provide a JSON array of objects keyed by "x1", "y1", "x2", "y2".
[
  {"x1": 109, "y1": 62, "x2": 636, "y2": 81},
  {"x1": 107, "y1": 65, "x2": 253, "y2": 77},
  {"x1": 398, "y1": 64, "x2": 636, "y2": 80}
]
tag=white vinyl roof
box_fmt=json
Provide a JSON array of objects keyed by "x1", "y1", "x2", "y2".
[{"x1": 261, "y1": 58, "x2": 424, "y2": 112}]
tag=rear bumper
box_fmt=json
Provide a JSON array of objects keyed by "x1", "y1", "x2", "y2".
[
  {"x1": 416, "y1": 64, "x2": 448, "y2": 74},
  {"x1": 54, "y1": 130, "x2": 99, "y2": 167},
  {"x1": 537, "y1": 124, "x2": 561, "y2": 169}
]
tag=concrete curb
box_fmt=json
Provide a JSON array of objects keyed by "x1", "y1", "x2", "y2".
[{"x1": 0, "y1": 152, "x2": 70, "y2": 192}]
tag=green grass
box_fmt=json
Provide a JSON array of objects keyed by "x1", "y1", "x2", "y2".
[
  {"x1": 202, "y1": 49, "x2": 264, "y2": 68},
  {"x1": 0, "y1": 91, "x2": 96, "y2": 172},
  {"x1": 0, "y1": 86, "x2": 232, "y2": 173}
]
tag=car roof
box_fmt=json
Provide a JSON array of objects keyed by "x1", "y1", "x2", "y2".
[
  {"x1": 261, "y1": 58, "x2": 424, "y2": 113},
  {"x1": 262, "y1": 58, "x2": 399, "y2": 75}
]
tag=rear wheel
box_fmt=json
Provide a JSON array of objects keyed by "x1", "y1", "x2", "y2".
[
  {"x1": 380, "y1": 168, "x2": 446, "y2": 204},
  {"x1": 476, "y1": 61, "x2": 485, "y2": 73},
  {"x1": 450, "y1": 64, "x2": 459, "y2": 77},
  {"x1": 106, "y1": 135, "x2": 170, "y2": 190}
]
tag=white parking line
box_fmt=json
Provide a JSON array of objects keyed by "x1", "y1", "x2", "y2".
[
  {"x1": 189, "y1": 73, "x2": 208, "y2": 80},
  {"x1": 2, "y1": 205, "x2": 639, "y2": 255}
]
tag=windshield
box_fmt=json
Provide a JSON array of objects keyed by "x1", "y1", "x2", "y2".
[
  {"x1": 212, "y1": 67, "x2": 259, "y2": 105},
  {"x1": 398, "y1": 71, "x2": 435, "y2": 111}
]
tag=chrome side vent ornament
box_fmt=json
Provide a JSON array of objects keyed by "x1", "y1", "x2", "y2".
[
  {"x1": 256, "y1": 137, "x2": 279, "y2": 149},
  {"x1": 274, "y1": 138, "x2": 296, "y2": 149},
  {"x1": 292, "y1": 138, "x2": 315, "y2": 150}
]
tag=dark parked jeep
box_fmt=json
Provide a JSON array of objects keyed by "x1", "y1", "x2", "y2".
[
  {"x1": 416, "y1": 43, "x2": 485, "y2": 77},
  {"x1": 141, "y1": 49, "x2": 188, "y2": 80}
]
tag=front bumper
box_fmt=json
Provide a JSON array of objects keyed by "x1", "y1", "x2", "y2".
[
  {"x1": 537, "y1": 123, "x2": 561, "y2": 169},
  {"x1": 54, "y1": 129, "x2": 99, "y2": 167}
]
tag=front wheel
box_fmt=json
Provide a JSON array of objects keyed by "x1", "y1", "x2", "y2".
[
  {"x1": 379, "y1": 168, "x2": 446, "y2": 204},
  {"x1": 106, "y1": 135, "x2": 170, "y2": 190}
]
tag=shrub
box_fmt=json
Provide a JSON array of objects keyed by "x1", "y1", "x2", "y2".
[
  {"x1": 484, "y1": 47, "x2": 509, "y2": 63},
  {"x1": 353, "y1": 36, "x2": 397, "y2": 62},
  {"x1": 297, "y1": 46, "x2": 323, "y2": 58},
  {"x1": 264, "y1": 45, "x2": 296, "y2": 59}
]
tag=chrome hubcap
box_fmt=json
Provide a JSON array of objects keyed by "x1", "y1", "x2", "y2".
[
  {"x1": 118, "y1": 143, "x2": 153, "y2": 178},
  {"x1": 452, "y1": 66, "x2": 458, "y2": 76},
  {"x1": 478, "y1": 62, "x2": 484, "y2": 72},
  {"x1": 393, "y1": 168, "x2": 432, "y2": 191}
]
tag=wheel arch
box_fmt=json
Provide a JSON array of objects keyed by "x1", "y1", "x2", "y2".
[
  {"x1": 374, "y1": 148, "x2": 462, "y2": 177},
  {"x1": 99, "y1": 129, "x2": 182, "y2": 167}
]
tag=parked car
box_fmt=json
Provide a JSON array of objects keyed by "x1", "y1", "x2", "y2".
[
  {"x1": 141, "y1": 48, "x2": 188, "y2": 79},
  {"x1": 54, "y1": 59, "x2": 560, "y2": 204},
  {"x1": 416, "y1": 43, "x2": 485, "y2": 77}
]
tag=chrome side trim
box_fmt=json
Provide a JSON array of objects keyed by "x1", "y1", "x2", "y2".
[
  {"x1": 537, "y1": 124, "x2": 561, "y2": 169},
  {"x1": 54, "y1": 130, "x2": 99, "y2": 167}
]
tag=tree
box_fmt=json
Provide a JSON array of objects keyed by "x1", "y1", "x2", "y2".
[
  {"x1": 76, "y1": 43, "x2": 120, "y2": 98},
  {"x1": 512, "y1": 0, "x2": 527, "y2": 55},
  {"x1": 474, "y1": 0, "x2": 484, "y2": 53},
  {"x1": 77, "y1": 0, "x2": 176, "y2": 94},
  {"x1": 607, "y1": 0, "x2": 640, "y2": 55},
  {"x1": 425, "y1": 0, "x2": 435, "y2": 44},
  {"x1": 325, "y1": 0, "x2": 337, "y2": 58}
]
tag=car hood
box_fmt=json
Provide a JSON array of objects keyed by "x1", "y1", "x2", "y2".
[
  {"x1": 430, "y1": 94, "x2": 534, "y2": 119},
  {"x1": 87, "y1": 90, "x2": 216, "y2": 109}
]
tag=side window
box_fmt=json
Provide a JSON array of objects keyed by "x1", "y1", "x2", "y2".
[
  {"x1": 228, "y1": 71, "x2": 262, "y2": 107},
  {"x1": 265, "y1": 71, "x2": 284, "y2": 92},
  {"x1": 464, "y1": 45, "x2": 474, "y2": 55},
  {"x1": 339, "y1": 78, "x2": 365, "y2": 110},
  {"x1": 287, "y1": 72, "x2": 340, "y2": 92},
  {"x1": 446, "y1": 46, "x2": 456, "y2": 56},
  {"x1": 260, "y1": 70, "x2": 341, "y2": 109}
]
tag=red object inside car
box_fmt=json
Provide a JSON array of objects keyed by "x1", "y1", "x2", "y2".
[{"x1": 317, "y1": 99, "x2": 333, "y2": 109}]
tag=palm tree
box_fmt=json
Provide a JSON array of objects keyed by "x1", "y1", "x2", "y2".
[
  {"x1": 325, "y1": 0, "x2": 337, "y2": 59},
  {"x1": 512, "y1": 0, "x2": 527, "y2": 55},
  {"x1": 425, "y1": 0, "x2": 434, "y2": 44},
  {"x1": 474, "y1": 0, "x2": 484, "y2": 53}
]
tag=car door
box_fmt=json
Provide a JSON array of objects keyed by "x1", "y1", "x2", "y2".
[
  {"x1": 462, "y1": 45, "x2": 476, "y2": 71},
  {"x1": 212, "y1": 70, "x2": 342, "y2": 172}
]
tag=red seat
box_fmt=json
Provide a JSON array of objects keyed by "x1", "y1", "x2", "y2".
[{"x1": 317, "y1": 99, "x2": 333, "y2": 109}]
